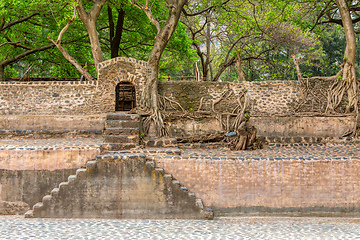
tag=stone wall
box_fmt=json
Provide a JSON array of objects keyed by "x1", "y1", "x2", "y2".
[
  {"x1": 0, "y1": 58, "x2": 354, "y2": 138},
  {"x1": 0, "y1": 57, "x2": 148, "y2": 116},
  {"x1": 0, "y1": 81, "x2": 101, "y2": 115},
  {"x1": 0, "y1": 77, "x2": 301, "y2": 117},
  {"x1": 97, "y1": 57, "x2": 148, "y2": 112},
  {"x1": 158, "y1": 80, "x2": 302, "y2": 115}
]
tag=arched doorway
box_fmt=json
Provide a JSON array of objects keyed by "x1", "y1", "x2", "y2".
[{"x1": 115, "y1": 82, "x2": 136, "y2": 111}]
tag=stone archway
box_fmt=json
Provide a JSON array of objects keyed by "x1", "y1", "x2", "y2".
[
  {"x1": 97, "y1": 57, "x2": 148, "y2": 113},
  {"x1": 115, "y1": 82, "x2": 136, "y2": 111}
]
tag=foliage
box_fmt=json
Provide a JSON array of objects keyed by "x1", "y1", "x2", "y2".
[{"x1": 2, "y1": 0, "x2": 360, "y2": 82}]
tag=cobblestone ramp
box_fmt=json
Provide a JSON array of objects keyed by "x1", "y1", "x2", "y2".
[
  {"x1": 100, "y1": 112, "x2": 140, "y2": 152},
  {"x1": 24, "y1": 152, "x2": 213, "y2": 219}
]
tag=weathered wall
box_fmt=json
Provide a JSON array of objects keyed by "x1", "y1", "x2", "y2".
[
  {"x1": 166, "y1": 116, "x2": 354, "y2": 138},
  {"x1": 0, "y1": 148, "x2": 99, "y2": 214},
  {"x1": 249, "y1": 116, "x2": 355, "y2": 137},
  {"x1": 0, "y1": 81, "x2": 101, "y2": 115},
  {"x1": 156, "y1": 157, "x2": 360, "y2": 216},
  {"x1": 0, "y1": 168, "x2": 77, "y2": 212},
  {"x1": 0, "y1": 58, "x2": 354, "y2": 138},
  {"x1": 158, "y1": 80, "x2": 302, "y2": 115},
  {"x1": 0, "y1": 115, "x2": 106, "y2": 131},
  {"x1": 0, "y1": 148, "x2": 99, "y2": 171},
  {"x1": 32, "y1": 158, "x2": 203, "y2": 219},
  {"x1": 0, "y1": 58, "x2": 147, "y2": 116},
  {"x1": 97, "y1": 57, "x2": 148, "y2": 112}
]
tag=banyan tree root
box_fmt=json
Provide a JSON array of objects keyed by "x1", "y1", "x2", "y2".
[
  {"x1": 176, "y1": 132, "x2": 226, "y2": 143},
  {"x1": 230, "y1": 124, "x2": 262, "y2": 151}
]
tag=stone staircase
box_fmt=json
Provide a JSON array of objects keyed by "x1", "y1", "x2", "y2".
[
  {"x1": 100, "y1": 112, "x2": 141, "y2": 153},
  {"x1": 25, "y1": 151, "x2": 213, "y2": 219}
]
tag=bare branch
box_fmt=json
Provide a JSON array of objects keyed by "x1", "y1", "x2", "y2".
[
  {"x1": 129, "y1": 0, "x2": 161, "y2": 33},
  {"x1": 48, "y1": 4, "x2": 95, "y2": 81},
  {"x1": 56, "y1": 7, "x2": 77, "y2": 43},
  {"x1": 182, "y1": 0, "x2": 231, "y2": 17}
]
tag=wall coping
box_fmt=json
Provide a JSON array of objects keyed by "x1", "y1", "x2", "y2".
[
  {"x1": 0, "y1": 81, "x2": 98, "y2": 86},
  {"x1": 98, "y1": 57, "x2": 148, "y2": 70},
  {"x1": 0, "y1": 80, "x2": 300, "y2": 86},
  {"x1": 159, "y1": 80, "x2": 300, "y2": 84}
]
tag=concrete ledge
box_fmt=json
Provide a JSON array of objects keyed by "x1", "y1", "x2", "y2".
[
  {"x1": 166, "y1": 116, "x2": 355, "y2": 138},
  {"x1": 0, "y1": 115, "x2": 106, "y2": 131},
  {"x1": 215, "y1": 206, "x2": 360, "y2": 217},
  {"x1": 249, "y1": 116, "x2": 355, "y2": 137}
]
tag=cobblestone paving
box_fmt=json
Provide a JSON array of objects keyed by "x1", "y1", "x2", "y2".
[
  {"x1": 0, "y1": 137, "x2": 103, "y2": 150},
  {"x1": 1, "y1": 216, "x2": 360, "y2": 239},
  {"x1": 178, "y1": 144, "x2": 360, "y2": 160},
  {"x1": 0, "y1": 136, "x2": 358, "y2": 160}
]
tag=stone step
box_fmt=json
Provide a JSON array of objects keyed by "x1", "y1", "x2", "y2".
[
  {"x1": 97, "y1": 153, "x2": 146, "y2": 162},
  {"x1": 155, "y1": 168, "x2": 164, "y2": 174},
  {"x1": 106, "y1": 113, "x2": 140, "y2": 121},
  {"x1": 42, "y1": 195, "x2": 52, "y2": 203},
  {"x1": 104, "y1": 135, "x2": 139, "y2": 144},
  {"x1": 100, "y1": 143, "x2": 139, "y2": 152},
  {"x1": 51, "y1": 188, "x2": 59, "y2": 197},
  {"x1": 68, "y1": 175, "x2": 77, "y2": 184},
  {"x1": 105, "y1": 120, "x2": 139, "y2": 129},
  {"x1": 26, "y1": 152, "x2": 213, "y2": 219},
  {"x1": 24, "y1": 210, "x2": 33, "y2": 218},
  {"x1": 106, "y1": 150, "x2": 143, "y2": 154},
  {"x1": 104, "y1": 128, "x2": 139, "y2": 136}
]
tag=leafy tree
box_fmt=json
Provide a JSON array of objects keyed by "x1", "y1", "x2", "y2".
[
  {"x1": 292, "y1": 0, "x2": 359, "y2": 115},
  {"x1": 0, "y1": 0, "x2": 57, "y2": 80},
  {"x1": 129, "y1": 0, "x2": 230, "y2": 135},
  {"x1": 182, "y1": 0, "x2": 320, "y2": 82}
]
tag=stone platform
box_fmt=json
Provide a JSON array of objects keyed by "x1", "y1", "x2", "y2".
[{"x1": 2, "y1": 136, "x2": 360, "y2": 217}]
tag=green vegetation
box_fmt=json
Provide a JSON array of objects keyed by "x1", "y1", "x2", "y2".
[{"x1": 1, "y1": 0, "x2": 359, "y2": 83}]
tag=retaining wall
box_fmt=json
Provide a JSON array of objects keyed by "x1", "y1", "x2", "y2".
[
  {"x1": 155, "y1": 156, "x2": 360, "y2": 216},
  {"x1": 0, "y1": 148, "x2": 99, "y2": 214},
  {"x1": 166, "y1": 116, "x2": 354, "y2": 138}
]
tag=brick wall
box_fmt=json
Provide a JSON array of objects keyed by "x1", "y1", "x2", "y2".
[{"x1": 156, "y1": 157, "x2": 360, "y2": 215}]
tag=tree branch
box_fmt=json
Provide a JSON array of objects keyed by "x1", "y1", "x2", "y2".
[
  {"x1": 0, "y1": 13, "x2": 39, "y2": 33},
  {"x1": 182, "y1": 0, "x2": 231, "y2": 17},
  {"x1": 129, "y1": 0, "x2": 161, "y2": 33},
  {"x1": 0, "y1": 44, "x2": 55, "y2": 66},
  {"x1": 48, "y1": 4, "x2": 95, "y2": 81},
  {"x1": 0, "y1": 41, "x2": 31, "y2": 50}
]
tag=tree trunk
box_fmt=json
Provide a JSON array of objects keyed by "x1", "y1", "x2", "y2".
[
  {"x1": 139, "y1": 0, "x2": 187, "y2": 136},
  {"x1": 336, "y1": 0, "x2": 357, "y2": 113},
  {"x1": 51, "y1": 40, "x2": 95, "y2": 81},
  {"x1": 0, "y1": 65, "x2": 4, "y2": 81},
  {"x1": 213, "y1": 56, "x2": 236, "y2": 82},
  {"x1": 86, "y1": 19, "x2": 104, "y2": 69},
  {"x1": 236, "y1": 51, "x2": 246, "y2": 81},
  {"x1": 203, "y1": 11, "x2": 211, "y2": 81},
  {"x1": 76, "y1": 0, "x2": 106, "y2": 71},
  {"x1": 108, "y1": 7, "x2": 125, "y2": 58},
  {"x1": 292, "y1": 55, "x2": 302, "y2": 81}
]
